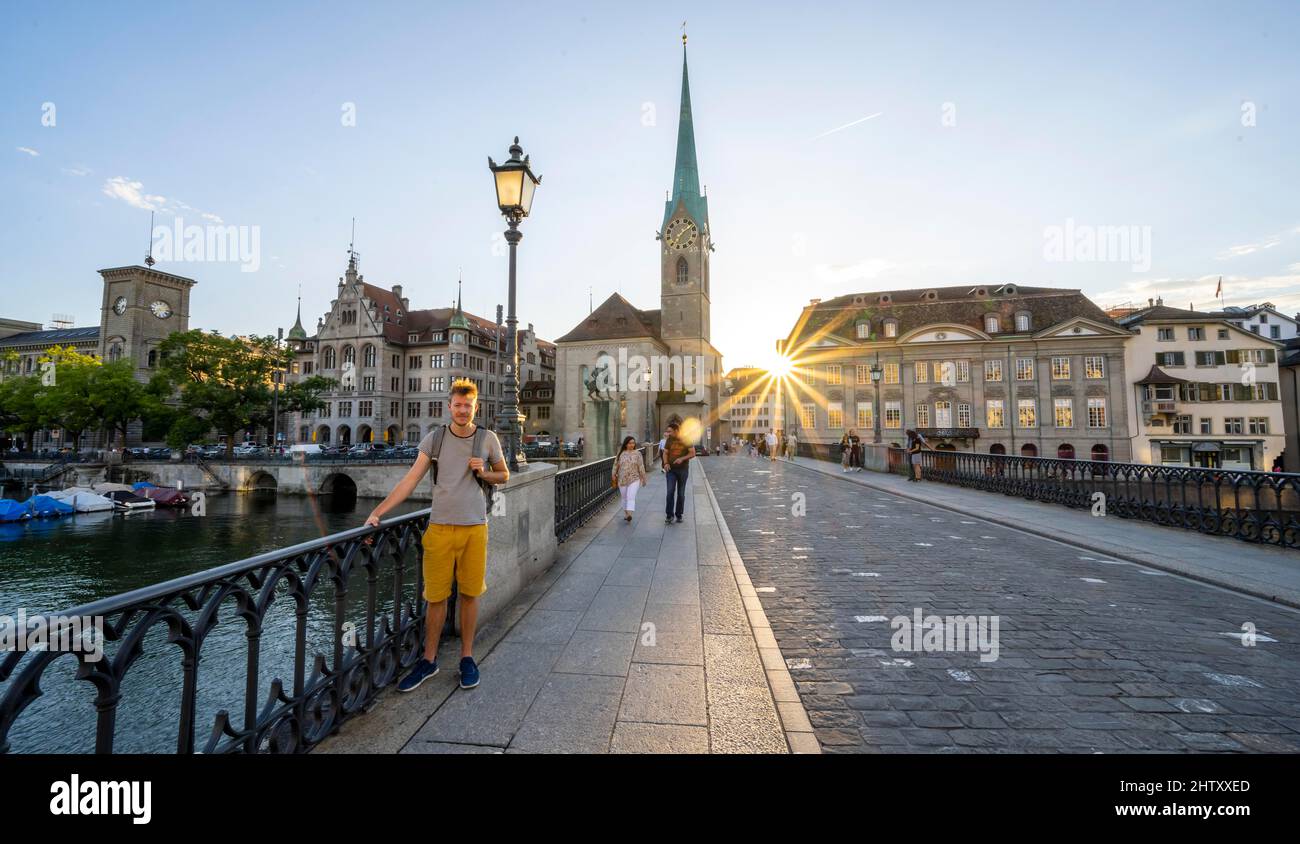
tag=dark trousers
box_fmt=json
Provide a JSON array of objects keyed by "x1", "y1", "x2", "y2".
[{"x1": 665, "y1": 465, "x2": 689, "y2": 518}]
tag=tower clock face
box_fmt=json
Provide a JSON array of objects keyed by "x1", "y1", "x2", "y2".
[
  {"x1": 113, "y1": 296, "x2": 127, "y2": 315},
  {"x1": 150, "y1": 300, "x2": 173, "y2": 319},
  {"x1": 664, "y1": 218, "x2": 699, "y2": 251}
]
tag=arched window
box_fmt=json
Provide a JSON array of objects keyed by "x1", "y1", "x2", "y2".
[
  {"x1": 362, "y1": 344, "x2": 376, "y2": 367},
  {"x1": 1090, "y1": 444, "x2": 1109, "y2": 462},
  {"x1": 323, "y1": 346, "x2": 336, "y2": 368},
  {"x1": 109, "y1": 343, "x2": 122, "y2": 362},
  {"x1": 676, "y1": 257, "x2": 689, "y2": 285},
  {"x1": 855, "y1": 320, "x2": 870, "y2": 339},
  {"x1": 985, "y1": 315, "x2": 1000, "y2": 333},
  {"x1": 148, "y1": 350, "x2": 157, "y2": 368},
  {"x1": 1057, "y1": 443, "x2": 1075, "y2": 459},
  {"x1": 1016, "y1": 312, "x2": 1032, "y2": 332},
  {"x1": 342, "y1": 345, "x2": 355, "y2": 365},
  {"x1": 883, "y1": 319, "x2": 898, "y2": 338},
  {"x1": 989, "y1": 443, "x2": 1006, "y2": 455},
  {"x1": 1021, "y1": 443, "x2": 1038, "y2": 457}
]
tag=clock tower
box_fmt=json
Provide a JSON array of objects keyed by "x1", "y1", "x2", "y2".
[{"x1": 98, "y1": 264, "x2": 197, "y2": 382}]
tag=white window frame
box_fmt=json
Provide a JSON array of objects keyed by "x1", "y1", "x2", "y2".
[
  {"x1": 1054, "y1": 398, "x2": 1073, "y2": 428},
  {"x1": 986, "y1": 399, "x2": 1005, "y2": 429},
  {"x1": 1017, "y1": 398, "x2": 1037, "y2": 428}
]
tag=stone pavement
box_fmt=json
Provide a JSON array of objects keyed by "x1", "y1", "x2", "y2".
[
  {"x1": 707, "y1": 454, "x2": 1300, "y2": 753},
  {"x1": 316, "y1": 463, "x2": 816, "y2": 754},
  {"x1": 787, "y1": 455, "x2": 1300, "y2": 608}
]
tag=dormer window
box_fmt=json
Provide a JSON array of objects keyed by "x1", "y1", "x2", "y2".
[
  {"x1": 985, "y1": 315, "x2": 1000, "y2": 333},
  {"x1": 408, "y1": 333, "x2": 419, "y2": 343},
  {"x1": 1015, "y1": 312, "x2": 1031, "y2": 332},
  {"x1": 883, "y1": 319, "x2": 898, "y2": 338},
  {"x1": 878, "y1": 294, "x2": 892, "y2": 305},
  {"x1": 921, "y1": 290, "x2": 939, "y2": 302},
  {"x1": 855, "y1": 320, "x2": 870, "y2": 340},
  {"x1": 970, "y1": 286, "x2": 988, "y2": 298}
]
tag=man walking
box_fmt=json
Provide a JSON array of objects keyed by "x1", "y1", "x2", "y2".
[
  {"x1": 765, "y1": 429, "x2": 778, "y2": 462},
  {"x1": 366, "y1": 379, "x2": 508, "y2": 692},
  {"x1": 661, "y1": 421, "x2": 696, "y2": 524}
]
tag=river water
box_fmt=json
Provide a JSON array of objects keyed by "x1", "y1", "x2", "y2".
[{"x1": 0, "y1": 490, "x2": 427, "y2": 754}]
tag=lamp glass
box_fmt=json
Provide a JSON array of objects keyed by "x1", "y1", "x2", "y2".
[
  {"x1": 494, "y1": 168, "x2": 524, "y2": 211},
  {"x1": 519, "y1": 172, "x2": 537, "y2": 216}
]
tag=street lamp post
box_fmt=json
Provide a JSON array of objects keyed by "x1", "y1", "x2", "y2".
[
  {"x1": 272, "y1": 327, "x2": 283, "y2": 449},
  {"x1": 494, "y1": 304, "x2": 503, "y2": 432},
  {"x1": 488, "y1": 137, "x2": 541, "y2": 471},
  {"x1": 870, "y1": 353, "x2": 883, "y2": 444}
]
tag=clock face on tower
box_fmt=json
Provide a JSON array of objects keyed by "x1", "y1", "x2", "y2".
[
  {"x1": 664, "y1": 217, "x2": 699, "y2": 251},
  {"x1": 113, "y1": 296, "x2": 127, "y2": 315},
  {"x1": 150, "y1": 300, "x2": 173, "y2": 319}
]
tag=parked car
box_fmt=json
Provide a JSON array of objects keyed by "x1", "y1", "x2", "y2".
[{"x1": 288, "y1": 443, "x2": 323, "y2": 457}]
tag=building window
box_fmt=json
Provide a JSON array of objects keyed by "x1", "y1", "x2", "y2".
[
  {"x1": 1249, "y1": 417, "x2": 1268, "y2": 434},
  {"x1": 408, "y1": 377, "x2": 421, "y2": 392},
  {"x1": 956, "y1": 360, "x2": 970, "y2": 383},
  {"x1": 324, "y1": 347, "x2": 336, "y2": 368},
  {"x1": 826, "y1": 365, "x2": 842, "y2": 386},
  {"x1": 358, "y1": 400, "x2": 373, "y2": 417},
  {"x1": 676, "y1": 257, "x2": 689, "y2": 285},
  {"x1": 362, "y1": 376, "x2": 375, "y2": 391},
  {"x1": 363, "y1": 345, "x2": 376, "y2": 367},
  {"x1": 1157, "y1": 328, "x2": 1175, "y2": 341},
  {"x1": 432, "y1": 376, "x2": 445, "y2": 392},
  {"x1": 985, "y1": 315, "x2": 999, "y2": 333},
  {"x1": 1224, "y1": 417, "x2": 1244, "y2": 434},
  {"x1": 1015, "y1": 358, "x2": 1034, "y2": 380},
  {"x1": 430, "y1": 401, "x2": 443, "y2": 418},
  {"x1": 984, "y1": 359, "x2": 1003, "y2": 382},
  {"x1": 390, "y1": 401, "x2": 399, "y2": 417},
  {"x1": 538, "y1": 405, "x2": 551, "y2": 420},
  {"x1": 320, "y1": 403, "x2": 332, "y2": 418},
  {"x1": 452, "y1": 332, "x2": 465, "y2": 345},
  {"x1": 1188, "y1": 327, "x2": 1205, "y2": 341},
  {"x1": 1084, "y1": 356, "x2": 1105, "y2": 379},
  {"x1": 339, "y1": 401, "x2": 352, "y2": 417},
  {"x1": 408, "y1": 355, "x2": 422, "y2": 369},
  {"x1": 857, "y1": 402, "x2": 873, "y2": 429},
  {"x1": 1217, "y1": 328, "x2": 1229, "y2": 339},
  {"x1": 883, "y1": 320, "x2": 898, "y2": 338},
  {"x1": 800, "y1": 403, "x2": 816, "y2": 429},
  {"x1": 884, "y1": 402, "x2": 901, "y2": 429},
  {"x1": 1015, "y1": 312, "x2": 1031, "y2": 332},
  {"x1": 1173, "y1": 414, "x2": 1192, "y2": 434},
  {"x1": 883, "y1": 362, "x2": 899, "y2": 385},
  {"x1": 343, "y1": 346, "x2": 355, "y2": 365},
  {"x1": 1270, "y1": 325, "x2": 1280, "y2": 339},
  {"x1": 1051, "y1": 357, "x2": 1070, "y2": 380},
  {"x1": 1054, "y1": 398, "x2": 1073, "y2": 428},
  {"x1": 1057, "y1": 443, "x2": 1075, "y2": 459},
  {"x1": 1087, "y1": 398, "x2": 1107, "y2": 428},
  {"x1": 1155, "y1": 351, "x2": 1185, "y2": 367},
  {"x1": 986, "y1": 400, "x2": 1005, "y2": 428},
  {"x1": 828, "y1": 402, "x2": 844, "y2": 428},
  {"x1": 1017, "y1": 399, "x2": 1036, "y2": 428},
  {"x1": 432, "y1": 354, "x2": 444, "y2": 368},
  {"x1": 408, "y1": 402, "x2": 421, "y2": 418},
  {"x1": 916, "y1": 404, "x2": 929, "y2": 427},
  {"x1": 855, "y1": 322, "x2": 870, "y2": 339},
  {"x1": 914, "y1": 361, "x2": 928, "y2": 384},
  {"x1": 957, "y1": 403, "x2": 971, "y2": 428}
]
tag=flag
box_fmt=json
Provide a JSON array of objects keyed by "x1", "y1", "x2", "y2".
[{"x1": 1215, "y1": 276, "x2": 1222, "y2": 298}]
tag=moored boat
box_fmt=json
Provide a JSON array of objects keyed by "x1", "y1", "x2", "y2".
[
  {"x1": 28, "y1": 495, "x2": 75, "y2": 518},
  {"x1": 103, "y1": 490, "x2": 156, "y2": 512},
  {"x1": 48, "y1": 487, "x2": 116, "y2": 513},
  {"x1": 0, "y1": 499, "x2": 31, "y2": 523}
]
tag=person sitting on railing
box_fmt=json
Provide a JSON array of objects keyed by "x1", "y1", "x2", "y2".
[{"x1": 364, "y1": 378, "x2": 509, "y2": 695}]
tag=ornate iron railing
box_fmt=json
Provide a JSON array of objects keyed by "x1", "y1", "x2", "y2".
[
  {"x1": 913, "y1": 450, "x2": 1300, "y2": 548},
  {"x1": 554, "y1": 446, "x2": 650, "y2": 542},
  {"x1": 0, "y1": 509, "x2": 431, "y2": 754}
]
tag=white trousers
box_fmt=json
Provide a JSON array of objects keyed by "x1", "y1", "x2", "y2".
[{"x1": 620, "y1": 480, "x2": 641, "y2": 511}]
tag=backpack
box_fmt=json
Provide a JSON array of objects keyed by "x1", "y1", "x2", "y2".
[{"x1": 426, "y1": 424, "x2": 497, "y2": 517}]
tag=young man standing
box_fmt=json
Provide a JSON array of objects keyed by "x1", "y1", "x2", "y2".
[
  {"x1": 365, "y1": 379, "x2": 508, "y2": 692},
  {"x1": 661, "y1": 421, "x2": 696, "y2": 524}
]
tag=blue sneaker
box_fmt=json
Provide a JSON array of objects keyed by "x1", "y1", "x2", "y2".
[
  {"x1": 397, "y1": 658, "x2": 439, "y2": 692},
  {"x1": 459, "y1": 656, "x2": 480, "y2": 689}
]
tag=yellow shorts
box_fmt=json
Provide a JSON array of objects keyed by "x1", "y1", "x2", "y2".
[{"x1": 422, "y1": 523, "x2": 488, "y2": 603}]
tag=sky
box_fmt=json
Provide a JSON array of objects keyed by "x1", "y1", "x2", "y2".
[{"x1": 2, "y1": 0, "x2": 1298, "y2": 371}]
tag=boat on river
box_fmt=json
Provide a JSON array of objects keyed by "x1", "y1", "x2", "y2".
[
  {"x1": 102, "y1": 490, "x2": 156, "y2": 512},
  {"x1": 48, "y1": 487, "x2": 116, "y2": 513}
]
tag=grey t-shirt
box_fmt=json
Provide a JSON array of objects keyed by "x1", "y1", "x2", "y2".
[{"x1": 418, "y1": 425, "x2": 505, "y2": 525}]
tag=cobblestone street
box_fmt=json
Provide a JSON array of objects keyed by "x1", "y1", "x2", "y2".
[{"x1": 705, "y1": 457, "x2": 1300, "y2": 753}]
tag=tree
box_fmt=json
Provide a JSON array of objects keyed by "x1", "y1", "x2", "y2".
[
  {"x1": 34, "y1": 346, "x2": 102, "y2": 453},
  {"x1": 0, "y1": 373, "x2": 43, "y2": 451},
  {"x1": 90, "y1": 359, "x2": 147, "y2": 449},
  {"x1": 153, "y1": 330, "x2": 295, "y2": 457}
]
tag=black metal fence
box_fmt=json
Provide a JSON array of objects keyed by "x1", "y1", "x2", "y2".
[
  {"x1": 802, "y1": 444, "x2": 1300, "y2": 549},
  {"x1": 554, "y1": 446, "x2": 651, "y2": 542},
  {"x1": 0, "y1": 509, "x2": 431, "y2": 754}
]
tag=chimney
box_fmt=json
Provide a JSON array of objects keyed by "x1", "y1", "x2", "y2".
[
  {"x1": 392, "y1": 284, "x2": 402, "y2": 300},
  {"x1": 1156, "y1": 296, "x2": 1163, "y2": 306},
  {"x1": 1148, "y1": 298, "x2": 1154, "y2": 307}
]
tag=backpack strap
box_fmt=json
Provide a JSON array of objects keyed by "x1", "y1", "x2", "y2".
[{"x1": 428, "y1": 424, "x2": 448, "y2": 485}]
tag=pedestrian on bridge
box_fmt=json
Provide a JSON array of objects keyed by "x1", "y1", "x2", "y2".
[
  {"x1": 613, "y1": 435, "x2": 647, "y2": 522},
  {"x1": 905, "y1": 429, "x2": 931, "y2": 482}
]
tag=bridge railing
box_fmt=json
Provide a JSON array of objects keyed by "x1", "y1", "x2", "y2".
[
  {"x1": 799, "y1": 442, "x2": 1300, "y2": 548},
  {"x1": 0, "y1": 509, "x2": 432, "y2": 754}
]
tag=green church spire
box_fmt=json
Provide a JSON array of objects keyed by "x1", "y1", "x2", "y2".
[{"x1": 663, "y1": 38, "x2": 709, "y2": 230}]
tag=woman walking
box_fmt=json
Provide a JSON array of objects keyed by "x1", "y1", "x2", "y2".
[
  {"x1": 840, "y1": 432, "x2": 852, "y2": 472},
  {"x1": 904, "y1": 429, "x2": 931, "y2": 482},
  {"x1": 612, "y1": 435, "x2": 648, "y2": 522}
]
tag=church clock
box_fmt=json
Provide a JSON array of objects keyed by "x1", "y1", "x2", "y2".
[{"x1": 664, "y1": 217, "x2": 699, "y2": 251}]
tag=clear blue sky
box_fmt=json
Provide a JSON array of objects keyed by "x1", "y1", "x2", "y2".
[{"x1": 3, "y1": 1, "x2": 1298, "y2": 369}]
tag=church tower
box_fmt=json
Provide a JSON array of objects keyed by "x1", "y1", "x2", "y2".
[{"x1": 659, "y1": 37, "x2": 711, "y2": 347}]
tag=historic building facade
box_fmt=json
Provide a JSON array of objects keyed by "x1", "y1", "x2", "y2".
[
  {"x1": 1116, "y1": 305, "x2": 1285, "y2": 470},
  {"x1": 553, "y1": 40, "x2": 723, "y2": 457},
  {"x1": 777, "y1": 284, "x2": 1134, "y2": 461},
  {"x1": 723, "y1": 366, "x2": 779, "y2": 442},
  {"x1": 285, "y1": 253, "x2": 555, "y2": 447}
]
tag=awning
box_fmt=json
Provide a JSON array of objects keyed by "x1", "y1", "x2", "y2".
[
  {"x1": 1192, "y1": 442, "x2": 1221, "y2": 453},
  {"x1": 1135, "y1": 365, "x2": 1189, "y2": 385}
]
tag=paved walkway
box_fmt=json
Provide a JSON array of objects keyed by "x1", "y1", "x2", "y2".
[
  {"x1": 708, "y1": 455, "x2": 1300, "y2": 753},
  {"x1": 316, "y1": 464, "x2": 817, "y2": 754},
  {"x1": 791, "y1": 456, "x2": 1300, "y2": 608}
]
